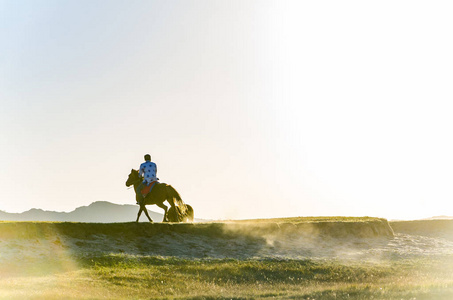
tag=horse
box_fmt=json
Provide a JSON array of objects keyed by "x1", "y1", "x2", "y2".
[{"x1": 125, "y1": 169, "x2": 194, "y2": 223}]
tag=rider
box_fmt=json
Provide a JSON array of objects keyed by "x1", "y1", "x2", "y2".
[{"x1": 136, "y1": 154, "x2": 158, "y2": 204}]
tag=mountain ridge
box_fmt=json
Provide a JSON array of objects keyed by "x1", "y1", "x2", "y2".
[{"x1": 0, "y1": 201, "x2": 165, "y2": 223}]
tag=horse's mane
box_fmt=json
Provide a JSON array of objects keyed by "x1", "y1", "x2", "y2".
[{"x1": 130, "y1": 169, "x2": 143, "y2": 181}]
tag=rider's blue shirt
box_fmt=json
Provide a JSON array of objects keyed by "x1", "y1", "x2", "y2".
[{"x1": 139, "y1": 161, "x2": 157, "y2": 184}]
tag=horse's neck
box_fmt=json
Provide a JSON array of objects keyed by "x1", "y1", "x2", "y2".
[{"x1": 133, "y1": 176, "x2": 142, "y2": 187}]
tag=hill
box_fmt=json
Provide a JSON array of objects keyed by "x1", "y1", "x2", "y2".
[
  {"x1": 390, "y1": 219, "x2": 453, "y2": 241},
  {"x1": 1, "y1": 219, "x2": 452, "y2": 299},
  {"x1": 423, "y1": 215, "x2": 453, "y2": 220},
  {"x1": 0, "y1": 201, "x2": 165, "y2": 223},
  {"x1": 0, "y1": 217, "x2": 395, "y2": 261}
]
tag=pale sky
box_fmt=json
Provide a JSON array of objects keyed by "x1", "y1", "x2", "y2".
[{"x1": 1, "y1": 0, "x2": 453, "y2": 220}]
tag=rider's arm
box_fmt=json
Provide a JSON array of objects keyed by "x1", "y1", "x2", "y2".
[{"x1": 139, "y1": 163, "x2": 144, "y2": 177}]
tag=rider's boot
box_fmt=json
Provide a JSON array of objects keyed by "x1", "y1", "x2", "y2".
[{"x1": 136, "y1": 193, "x2": 143, "y2": 205}]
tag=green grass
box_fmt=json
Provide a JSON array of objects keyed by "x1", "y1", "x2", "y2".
[
  {"x1": 1, "y1": 220, "x2": 451, "y2": 299},
  {"x1": 1, "y1": 254, "x2": 453, "y2": 299}
]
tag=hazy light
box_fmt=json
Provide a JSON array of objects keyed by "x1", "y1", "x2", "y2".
[{"x1": 1, "y1": 0, "x2": 452, "y2": 220}]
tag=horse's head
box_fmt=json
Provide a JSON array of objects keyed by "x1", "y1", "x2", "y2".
[{"x1": 126, "y1": 169, "x2": 140, "y2": 187}]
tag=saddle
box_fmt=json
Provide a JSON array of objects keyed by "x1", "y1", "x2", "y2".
[{"x1": 141, "y1": 181, "x2": 157, "y2": 197}]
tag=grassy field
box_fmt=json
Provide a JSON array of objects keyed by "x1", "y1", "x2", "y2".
[
  {"x1": 1, "y1": 219, "x2": 453, "y2": 299},
  {"x1": 1, "y1": 255, "x2": 453, "y2": 299}
]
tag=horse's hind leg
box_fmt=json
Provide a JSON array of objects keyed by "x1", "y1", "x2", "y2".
[{"x1": 156, "y1": 202, "x2": 168, "y2": 222}]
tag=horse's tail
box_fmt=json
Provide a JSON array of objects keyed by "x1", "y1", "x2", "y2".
[
  {"x1": 185, "y1": 204, "x2": 194, "y2": 222},
  {"x1": 166, "y1": 184, "x2": 187, "y2": 217}
]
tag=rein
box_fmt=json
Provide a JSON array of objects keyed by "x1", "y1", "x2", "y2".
[{"x1": 126, "y1": 174, "x2": 143, "y2": 190}]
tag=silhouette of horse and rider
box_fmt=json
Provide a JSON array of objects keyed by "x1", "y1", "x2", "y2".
[{"x1": 126, "y1": 154, "x2": 194, "y2": 223}]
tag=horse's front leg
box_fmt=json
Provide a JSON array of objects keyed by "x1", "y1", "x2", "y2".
[
  {"x1": 136, "y1": 207, "x2": 143, "y2": 222},
  {"x1": 141, "y1": 205, "x2": 154, "y2": 223}
]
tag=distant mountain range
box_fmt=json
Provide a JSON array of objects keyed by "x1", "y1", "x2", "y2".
[
  {"x1": 1, "y1": 202, "x2": 448, "y2": 223},
  {"x1": 422, "y1": 216, "x2": 453, "y2": 220},
  {"x1": 0, "y1": 201, "x2": 167, "y2": 223}
]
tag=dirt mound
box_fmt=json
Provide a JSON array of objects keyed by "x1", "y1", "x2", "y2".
[
  {"x1": 390, "y1": 219, "x2": 453, "y2": 241},
  {"x1": 1, "y1": 219, "x2": 452, "y2": 274},
  {"x1": 0, "y1": 219, "x2": 395, "y2": 262},
  {"x1": 0, "y1": 219, "x2": 394, "y2": 240}
]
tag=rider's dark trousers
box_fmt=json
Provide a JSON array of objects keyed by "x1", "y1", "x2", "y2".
[{"x1": 135, "y1": 181, "x2": 146, "y2": 204}]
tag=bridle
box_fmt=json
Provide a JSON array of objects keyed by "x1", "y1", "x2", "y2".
[{"x1": 126, "y1": 172, "x2": 143, "y2": 189}]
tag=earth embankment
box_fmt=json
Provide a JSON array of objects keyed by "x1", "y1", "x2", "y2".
[
  {"x1": 1, "y1": 219, "x2": 453, "y2": 299},
  {"x1": 0, "y1": 218, "x2": 394, "y2": 262},
  {"x1": 390, "y1": 219, "x2": 453, "y2": 241},
  {"x1": 0, "y1": 218, "x2": 393, "y2": 240}
]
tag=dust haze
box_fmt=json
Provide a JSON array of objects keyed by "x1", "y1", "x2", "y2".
[{"x1": 1, "y1": 219, "x2": 452, "y2": 274}]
